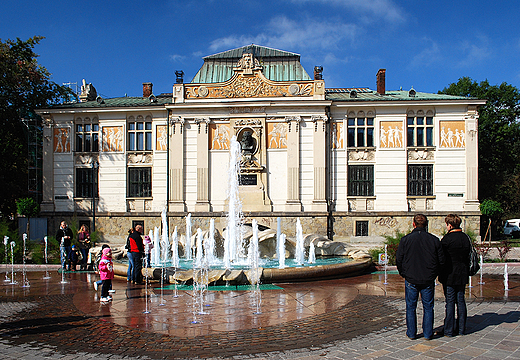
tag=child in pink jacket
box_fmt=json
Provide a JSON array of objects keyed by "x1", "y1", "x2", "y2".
[{"x1": 98, "y1": 247, "x2": 114, "y2": 302}]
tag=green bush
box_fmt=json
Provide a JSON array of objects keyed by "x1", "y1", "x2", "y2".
[{"x1": 369, "y1": 230, "x2": 406, "y2": 266}]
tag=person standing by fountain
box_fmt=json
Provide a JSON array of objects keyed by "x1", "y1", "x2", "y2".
[
  {"x1": 98, "y1": 247, "x2": 114, "y2": 302},
  {"x1": 128, "y1": 225, "x2": 145, "y2": 285},
  {"x1": 77, "y1": 224, "x2": 91, "y2": 271},
  {"x1": 438, "y1": 214, "x2": 470, "y2": 337},
  {"x1": 396, "y1": 214, "x2": 445, "y2": 340},
  {"x1": 125, "y1": 228, "x2": 135, "y2": 282},
  {"x1": 143, "y1": 235, "x2": 153, "y2": 268},
  {"x1": 56, "y1": 221, "x2": 73, "y2": 271}
]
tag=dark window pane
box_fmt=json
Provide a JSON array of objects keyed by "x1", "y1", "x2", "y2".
[
  {"x1": 417, "y1": 117, "x2": 424, "y2": 125},
  {"x1": 367, "y1": 128, "x2": 373, "y2": 147},
  {"x1": 129, "y1": 133, "x2": 135, "y2": 151},
  {"x1": 348, "y1": 128, "x2": 355, "y2": 147},
  {"x1": 407, "y1": 117, "x2": 414, "y2": 125},
  {"x1": 367, "y1": 118, "x2": 373, "y2": 126},
  {"x1": 93, "y1": 124, "x2": 99, "y2": 131},
  {"x1": 85, "y1": 134, "x2": 91, "y2": 152},
  {"x1": 407, "y1": 128, "x2": 414, "y2": 147},
  {"x1": 145, "y1": 122, "x2": 152, "y2": 130},
  {"x1": 137, "y1": 122, "x2": 144, "y2": 130},
  {"x1": 426, "y1": 128, "x2": 433, "y2": 146},
  {"x1": 357, "y1": 118, "x2": 365, "y2": 126},
  {"x1": 417, "y1": 128, "x2": 424, "y2": 146},
  {"x1": 76, "y1": 134, "x2": 83, "y2": 152},
  {"x1": 85, "y1": 124, "x2": 91, "y2": 132},
  {"x1": 129, "y1": 123, "x2": 135, "y2": 130},
  {"x1": 426, "y1": 117, "x2": 433, "y2": 125},
  {"x1": 137, "y1": 133, "x2": 144, "y2": 150},
  {"x1": 356, "y1": 221, "x2": 369, "y2": 236},
  {"x1": 145, "y1": 132, "x2": 152, "y2": 151},
  {"x1": 348, "y1": 165, "x2": 374, "y2": 196},
  {"x1": 348, "y1": 118, "x2": 355, "y2": 126},
  {"x1": 92, "y1": 134, "x2": 99, "y2": 152},
  {"x1": 357, "y1": 128, "x2": 365, "y2": 147}
]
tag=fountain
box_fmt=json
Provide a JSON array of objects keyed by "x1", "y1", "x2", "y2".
[
  {"x1": 4, "y1": 236, "x2": 10, "y2": 282},
  {"x1": 113, "y1": 136, "x2": 371, "y2": 285},
  {"x1": 9, "y1": 241, "x2": 16, "y2": 284}
]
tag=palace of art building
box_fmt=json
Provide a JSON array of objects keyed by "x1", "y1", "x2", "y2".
[{"x1": 37, "y1": 45, "x2": 485, "y2": 243}]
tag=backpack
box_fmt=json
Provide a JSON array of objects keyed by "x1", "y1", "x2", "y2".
[{"x1": 467, "y1": 234, "x2": 480, "y2": 276}]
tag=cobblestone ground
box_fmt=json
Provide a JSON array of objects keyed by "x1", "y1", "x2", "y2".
[{"x1": 0, "y1": 265, "x2": 518, "y2": 359}]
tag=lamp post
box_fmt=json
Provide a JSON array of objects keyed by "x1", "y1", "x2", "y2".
[{"x1": 91, "y1": 160, "x2": 99, "y2": 232}]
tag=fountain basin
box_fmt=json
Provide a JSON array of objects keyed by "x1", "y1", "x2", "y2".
[{"x1": 113, "y1": 257, "x2": 372, "y2": 284}]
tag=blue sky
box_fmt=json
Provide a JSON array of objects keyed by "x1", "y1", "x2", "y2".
[{"x1": 2, "y1": 0, "x2": 520, "y2": 98}]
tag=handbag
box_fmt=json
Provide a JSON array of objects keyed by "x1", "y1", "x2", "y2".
[{"x1": 467, "y1": 234, "x2": 480, "y2": 276}]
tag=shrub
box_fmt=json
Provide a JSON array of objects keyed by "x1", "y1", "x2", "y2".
[{"x1": 369, "y1": 230, "x2": 406, "y2": 266}]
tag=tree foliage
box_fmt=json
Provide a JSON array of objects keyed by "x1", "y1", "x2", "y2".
[
  {"x1": 0, "y1": 36, "x2": 74, "y2": 218},
  {"x1": 440, "y1": 77, "x2": 520, "y2": 218}
]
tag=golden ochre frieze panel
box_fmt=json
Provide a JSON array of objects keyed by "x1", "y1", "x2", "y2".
[{"x1": 186, "y1": 72, "x2": 314, "y2": 99}]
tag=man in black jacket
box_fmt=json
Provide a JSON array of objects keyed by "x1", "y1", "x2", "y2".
[
  {"x1": 396, "y1": 214, "x2": 445, "y2": 340},
  {"x1": 128, "y1": 224, "x2": 145, "y2": 284},
  {"x1": 56, "y1": 221, "x2": 73, "y2": 270}
]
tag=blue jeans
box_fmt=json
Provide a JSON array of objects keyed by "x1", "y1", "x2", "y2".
[
  {"x1": 444, "y1": 284, "x2": 467, "y2": 336},
  {"x1": 60, "y1": 246, "x2": 71, "y2": 269},
  {"x1": 127, "y1": 252, "x2": 135, "y2": 281},
  {"x1": 405, "y1": 280, "x2": 435, "y2": 339}
]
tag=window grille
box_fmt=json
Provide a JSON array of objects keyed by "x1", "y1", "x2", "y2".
[
  {"x1": 408, "y1": 164, "x2": 433, "y2": 196},
  {"x1": 128, "y1": 167, "x2": 152, "y2": 197},
  {"x1": 348, "y1": 165, "x2": 374, "y2": 196}
]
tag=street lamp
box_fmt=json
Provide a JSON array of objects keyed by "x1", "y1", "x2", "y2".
[{"x1": 91, "y1": 160, "x2": 99, "y2": 232}]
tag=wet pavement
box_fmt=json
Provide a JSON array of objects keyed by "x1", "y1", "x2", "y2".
[{"x1": 0, "y1": 263, "x2": 519, "y2": 359}]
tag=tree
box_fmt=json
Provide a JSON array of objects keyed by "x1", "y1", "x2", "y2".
[
  {"x1": 440, "y1": 77, "x2": 520, "y2": 218},
  {"x1": 0, "y1": 37, "x2": 74, "y2": 218}
]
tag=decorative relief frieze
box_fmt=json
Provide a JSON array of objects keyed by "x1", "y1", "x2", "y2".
[
  {"x1": 235, "y1": 118, "x2": 262, "y2": 127},
  {"x1": 348, "y1": 149, "x2": 375, "y2": 161},
  {"x1": 75, "y1": 154, "x2": 98, "y2": 165},
  {"x1": 407, "y1": 149, "x2": 434, "y2": 160},
  {"x1": 127, "y1": 153, "x2": 153, "y2": 164},
  {"x1": 54, "y1": 127, "x2": 71, "y2": 153}
]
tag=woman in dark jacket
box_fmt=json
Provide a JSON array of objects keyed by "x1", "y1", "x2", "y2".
[{"x1": 439, "y1": 214, "x2": 471, "y2": 337}]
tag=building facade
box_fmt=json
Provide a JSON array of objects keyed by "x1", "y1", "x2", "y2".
[{"x1": 37, "y1": 45, "x2": 485, "y2": 244}]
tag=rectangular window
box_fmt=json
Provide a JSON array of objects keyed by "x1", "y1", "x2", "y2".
[
  {"x1": 407, "y1": 116, "x2": 433, "y2": 147},
  {"x1": 75, "y1": 122, "x2": 99, "y2": 152},
  {"x1": 76, "y1": 168, "x2": 98, "y2": 198},
  {"x1": 128, "y1": 167, "x2": 152, "y2": 197},
  {"x1": 347, "y1": 118, "x2": 374, "y2": 147},
  {"x1": 128, "y1": 120, "x2": 152, "y2": 151},
  {"x1": 348, "y1": 165, "x2": 374, "y2": 196},
  {"x1": 408, "y1": 164, "x2": 433, "y2": 196},
  {"x1": 356, "y1": 221, "x2": 369, "y2": 236}
]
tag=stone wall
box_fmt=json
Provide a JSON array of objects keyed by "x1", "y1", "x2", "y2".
[{"x1": 45, "y1": 212, "x2": 480, "y2": 247}]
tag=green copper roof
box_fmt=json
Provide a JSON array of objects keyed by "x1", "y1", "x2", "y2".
[
  {"x1": 48, "y1": 95, "x2": 171, "y2": 109},
  {"x1": 326, "y1": 89, "x2": 474, "y2": 101},
  {"x1": 191, "y1": 44, "x2": 311, "y2": 83}
]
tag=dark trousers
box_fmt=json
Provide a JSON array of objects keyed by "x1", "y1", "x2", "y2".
[
  {"x1": 443, "y1": 284, "x2": 467, "y2": 336},
  {"x1": 131, "y1": 252, "x2": 143, "y2": 283},
  {"x1": 101, "y1": 279, "x2": 112, "y2": 298},
  {"x1": 405, "y1": 280, "x2": 435, "y2": 339}
]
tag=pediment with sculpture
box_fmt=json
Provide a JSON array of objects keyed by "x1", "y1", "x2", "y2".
[{"x1": 185, "y1": 53, "x2": 315, "y2": 99}]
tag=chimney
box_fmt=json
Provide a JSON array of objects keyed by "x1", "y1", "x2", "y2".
[
  {"x1": 143, "y1": 82, "x2": 153, "y2": 97},
  {"x1": 376, "y1": 69, "x2": 386, "y2": 95}
]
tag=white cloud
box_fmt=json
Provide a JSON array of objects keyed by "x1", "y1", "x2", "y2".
[
  {"x1": 456, "y1": 37, "x2": 490, "y2": 67},
  {"x1": 289, "y1": 0, "x2": 405, "y2": 23},
  {"x1": 209, "y1": 16, "x2": 358, "y2": 53},
  {"x1": 410, "y1": 38, "x2": 442, "y2": 67},
  {"x1": 169, "y1": 54, "x2": 186, "y2": 62}
]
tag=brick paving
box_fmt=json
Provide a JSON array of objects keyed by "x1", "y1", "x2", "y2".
[{"x1": 0, "y1": 264, "x2": 518, "y2": 359}]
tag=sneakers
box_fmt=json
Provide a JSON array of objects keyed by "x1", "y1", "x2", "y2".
[
  {"x1": 108, "y1": 289, "x2": 116, "y2": 293},
  {"x1": 107, "y1": 295, "x2": 112, "y2": 300},
  {"x1": 100, "y1": 297, "x2": 110, "y2": 302},
  {"x1": 93, "y1": 282, "x2": 98, "y2": 291}
]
